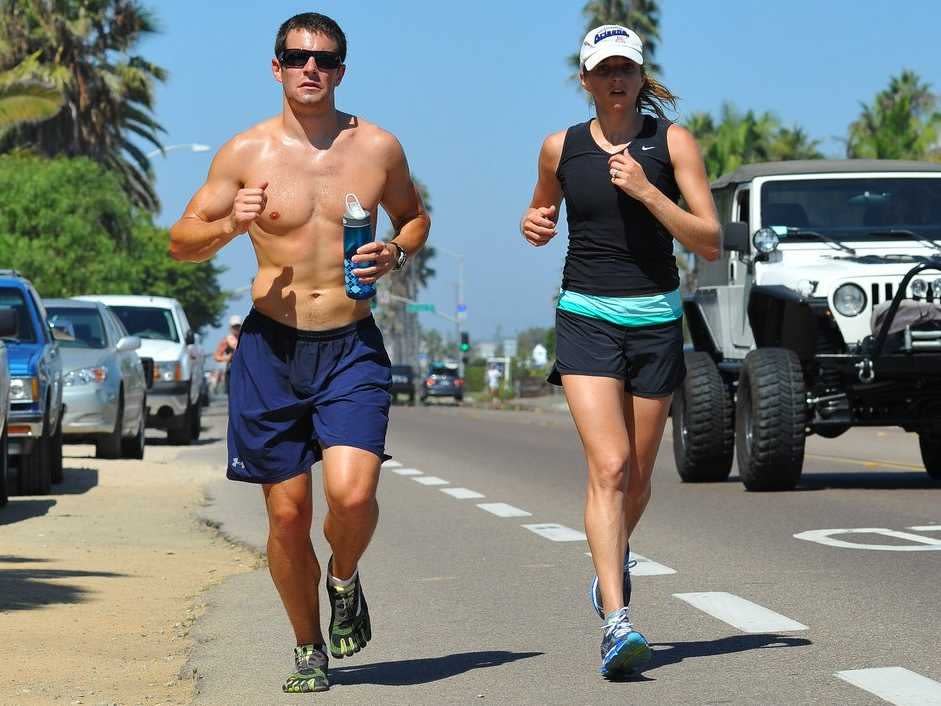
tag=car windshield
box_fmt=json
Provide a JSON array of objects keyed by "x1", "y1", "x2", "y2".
[
  {"x1": 0, "y1": 288, "x2": 35, "y2": 343},
  {"x1": 109, "y1": 305, "x2": 179, "y2": 342},
  {"x1": 430, "y1": 366, "x2": 457, "y2": 376},
  {"x1": 760, "y1": 177, "x2": 941, "y2": 243},
  {"x1": 46, "y1": 307, "x2": 108, "y2": 349}
]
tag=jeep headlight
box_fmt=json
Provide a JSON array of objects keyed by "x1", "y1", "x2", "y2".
[
  {"x1": 10, "y1": 376, "x2": 39, "y2": 402},
  {"x1": 932, "y1": 277, "x2": 941, "y2": 298},
  {"x1": 154, "y1": 361, "x2": 183, "y2": 382},
  {"x1": 833, "y1": 283, "x2": 867, "y2": 317},
  {"x1": 752, "y1": 227, "x2": 780, "y2": 254},
  {"x1": 911, "y1": 278, "x2": 928, "y2": 298},
  {"x1": 64, "y1": 367, "x2": 108, "y2": 386}
]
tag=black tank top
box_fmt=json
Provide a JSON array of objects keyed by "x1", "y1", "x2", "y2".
[{"x1": 557, "y1": 115, "x2": 680, "y2": 297}]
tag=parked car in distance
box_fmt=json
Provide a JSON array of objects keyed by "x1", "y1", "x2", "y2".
[
  {"x1": 390, "y1": 364, "x2": 416, "y2": 405},
  {"x1": 45, "y1": 299, "x2": 148, "y2": 459},
  {"x1": 421, "y1": 365, "x2": 464, "y2": 405},
  {"x1": 0, "y1": 270, "x2": 64, "y2": 494},
  {"x1": 0, "y1": 307, "x2": 15, "y2": 506},
  {"x1": 77, "y1": 295, "x2": 204, "y2": 445}
]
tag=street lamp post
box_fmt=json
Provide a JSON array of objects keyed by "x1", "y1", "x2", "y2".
[
  {"x1": 436, "y1": 247, "x2": 466, "y2": 378},
  {"x1": 146, "y1": 143, "x2": 211, "y2": 159}
]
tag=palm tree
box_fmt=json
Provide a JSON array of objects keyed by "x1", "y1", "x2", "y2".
[
  {"x1": 0, "y1": 53, "x2": 64, "y2": 132},
  {"x1": 569, "y1": 0, "x2": 662, "y2": 82},
  {"x1": 0, "y1": 0, "x2": 166, "y2": 211},
  {"x1": 847, "y1": 70, "x2": 941, "y2": 161}
]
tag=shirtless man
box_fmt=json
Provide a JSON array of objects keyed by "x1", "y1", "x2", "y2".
[{"x1": 168, "y1": 12, "x2": 430, "y2": 694}]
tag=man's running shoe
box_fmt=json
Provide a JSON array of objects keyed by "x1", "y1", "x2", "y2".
[
  {"x1": 282, "y1": 644, "x2": 329, "y2": 693},
  {"x1": 600, "y1": 606, "x2": 651, "y2": 678},
  {"x1": 326, "y1": 558, "x2": 372, "y2": 659},
  {"x1": 590, "y1": 548, "x2": 637, "y2": 619}
]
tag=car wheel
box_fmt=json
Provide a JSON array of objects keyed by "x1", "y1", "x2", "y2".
[
  {"x1": 96, "y1": 395, "x2": 124, "y2": 459},
  {"x1": 17, "y1": 426, "x2": 52, "y2": 495},
  {"x1": 191, "y1": 400, "x2": 202, "y2": 441},
  {"x1": 50, "y1": 413, "x2": 64, "y2": 484},
  {"x1": 672, "y1": 352, "x2": 734, "y2": 483},
  {"x1": 167, "y1": 401, "x2": 194, "y2": 445},
  {"x1": 409, "y1": 393, "x2": 416, "y2": 406},
  {"x1": 0, "y1": 423, "x2": 8, "y2": 507},
  {"x1": 735, "y1": 348, "x2": 807, "y2": 492},
  {"x1": 919, "y1": 432, "x2": 941, "y2": 480},
  {"x1": 121, "y1": 403, "x2": 146, "y2": 460}
]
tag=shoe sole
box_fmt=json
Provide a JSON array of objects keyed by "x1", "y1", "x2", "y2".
[{"x1": 601, "y1": 636, "x2": 652, "y2": 677}]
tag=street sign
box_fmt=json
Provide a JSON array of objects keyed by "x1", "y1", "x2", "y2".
[
  {"x1": 457, "y1": 304, "x2": 467, "y2": 313},
  {"x1": 406, "y1": 303, "x2": 435, "y2": 313}
]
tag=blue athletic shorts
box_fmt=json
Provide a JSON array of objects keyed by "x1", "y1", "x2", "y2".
[{"x1": 226, "y1": 309, "x2": 392, "y2": 484}]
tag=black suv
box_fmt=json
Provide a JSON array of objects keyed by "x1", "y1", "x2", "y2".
[{"x1": 390, "y1": 364, "x2": 416, "y2": 405}]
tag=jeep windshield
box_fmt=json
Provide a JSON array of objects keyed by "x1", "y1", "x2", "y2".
[
  {"x1": 109, "y1": 305, "x2": 179, "y2": 342},
  {"x1": 760, "y1": 177, "x2": 941, "y2": 244},
  {"x1": 0, "y1": 288, "x2": 36, "y2": 342}
]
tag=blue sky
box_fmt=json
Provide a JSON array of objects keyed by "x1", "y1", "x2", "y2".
[{"x1": 142, "y1": 0, "x2": 941, "y2": 346}]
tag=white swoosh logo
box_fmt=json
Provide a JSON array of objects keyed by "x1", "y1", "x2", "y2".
[{"x1": 641, "y1": 146, "x2": 655, "y2": 151}]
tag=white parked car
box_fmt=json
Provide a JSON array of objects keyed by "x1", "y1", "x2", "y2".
[{"x1": 77, "y1": 295, "x2": 204, "y2": 445}]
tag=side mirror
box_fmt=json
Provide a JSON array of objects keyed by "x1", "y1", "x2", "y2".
[
  {"x1": 723, "y1": 221, "x2": 750, "y2": 252},
  {"x1": 116, "y1": 335, "x2": 141, "y2": 352},
  {"x1": 0, "y1": 308, "x2": 16, "y2": 338},
  {"x1": 185, "y1": 330, "x2": 195, "y2": 345}
]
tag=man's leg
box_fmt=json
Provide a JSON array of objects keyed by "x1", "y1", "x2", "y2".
[
  {"x1": 322, "y1": 445, "x2": 381, "y2": 579},
  {"x1": 263, "y1": 472, "x2": 323, "y2": 646}
]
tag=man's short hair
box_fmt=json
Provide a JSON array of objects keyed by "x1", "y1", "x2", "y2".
[{"x1": 275, "y1": 12, "x2": 347, "y2": 62}]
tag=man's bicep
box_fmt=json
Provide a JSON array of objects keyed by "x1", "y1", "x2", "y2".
[
  {"x1": 181, "y1": 147, "x2": 242, "y2": 222},
  {"x1": 380, "y1": 138, "x2": 425, "y2": 227}
]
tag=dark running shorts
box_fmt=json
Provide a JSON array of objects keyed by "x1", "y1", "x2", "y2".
[
  {"x1": 226, "y1": 309, "x2": 392, "y2": 484},
  {"x1": 548, "y1": 308, "x2": 686, "y2": 397}
]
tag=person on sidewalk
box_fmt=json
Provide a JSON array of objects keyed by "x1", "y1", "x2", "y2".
[
  {"x1": 520, "y1": 25, "x2": 719, "y2": 678},
  {"x1": 213, "y1": 315, "x2": 242, "y2": 394},
  {"x1": 168, "y1": 12, "x2": 429, "y2": 694},
  {"x1": 486, "y1": 365, "x2": 502, "y2": 407}
]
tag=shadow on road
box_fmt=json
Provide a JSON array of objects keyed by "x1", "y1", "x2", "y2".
[
  {"x1": 148, "y1": 435, "x2": 222, "y2": 448},
  {"x1": 0, "y1": 499, "x2": 56, "y2": 526},
  {"x1": 334, "y1": 650, "x2": 543, "y2": 686},
  {"x1": 645, "y1": 634, "x2": 811, "y2": 674},
  {"x1": 57, "y1": 466, "x2": 99, "y2": 494},
  {"x1": 798, "y1": 471, "x2": 939, "y2": 490},
  {"x1": 0, "y1": 559, "x2": 126, "y2": 611}
]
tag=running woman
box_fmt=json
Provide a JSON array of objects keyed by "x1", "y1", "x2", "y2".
[
  {"x1": 520, "y1": 25, "x2": 719, "y2": 678},
  {"x1": 169, "y1": 12, "x2": 429, "y2": 693}
]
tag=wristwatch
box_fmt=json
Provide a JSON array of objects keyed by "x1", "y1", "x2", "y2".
[{"x1": 388, "y1": 241, "x2": 409, "y2": 271}]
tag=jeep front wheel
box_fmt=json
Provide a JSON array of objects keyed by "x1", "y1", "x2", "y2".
[
  {"x1": 735, "y1": 348, "x2": 807, "y2": 491},
  {"x1": 672, "y1": 352, "x2": 734, "y2": 482},
  {"x1": 919, "y1": 433, "x2": 941, "y2": 480}
]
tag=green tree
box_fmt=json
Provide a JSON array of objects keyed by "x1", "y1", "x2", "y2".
[
  {"x1": 846, "y1": 70, "x2": 941, "y2": 161},
  {"x1": 0, "y1": 0, "x2": 167, "y2": 211},
  {"x1": 0, "y1": 53, "x2": 64, "y2": 132},
  {"x1": 686, "y1": 103, "x2": 822, "y2": 180},
  {"x1": 569, "y1": 0, "x2": 662, "y2": 81},
  {"x1": 0, "y1": 154, "x2": 225, "y2": 330}
]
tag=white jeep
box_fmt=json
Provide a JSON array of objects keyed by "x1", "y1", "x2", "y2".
[
  {"x1": 77, "y1": 295, "x2": 204, "y2": 445},
  {"x1": 674, "y1": 160, "x2": 941, "y2": 490}
]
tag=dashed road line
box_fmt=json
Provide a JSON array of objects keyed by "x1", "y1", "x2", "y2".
[
  {"x1": 382, "y1": 460, "x2": 403, "y2": 468},
  {"x1": 441, "y1": 487, "x2": 485, "y2": 499},
  {"x1": 523, "y1": 523, "x2": 586, "y2": 542},
  {"x1": 584, "y1": 551, "x2": 676, "y2": 575},
  {"x1": 477, "y1": 503, "x2": 532, "y2": 518},
  {"x1": 836, "y1": 667, "x2": 941, "y2": 705},
  {"x1": 413, "y1": 476, "x2": 449, "y2": 486},
  {"x1": 391, "y1": 467, "x2": 423, "y2": 476},
  {"x1": 674, "y1": 592, "x2": 808, "y2": 633}
]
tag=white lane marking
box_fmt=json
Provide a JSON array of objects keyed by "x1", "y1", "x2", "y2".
[
  {"x1": 674, "y1": 592, "x2": 808, "y2": 633},
  {"x1": 413, "y1": 476, "x2": 449, "y2": 486},
  {"x1": 524, "y1": 523, "x2": 587, "y2": 542},
  {"x1": 441, "y1": 487, "x2": 485, "y2": 499},
  {"x1": 391, "y1": 467, "x2": 423, "y2": 476},
  {"x1": 836, "y1": 667, "x2": 941, "y2": 705},
  {"x1": 583, "y1": 551, "x2": 677, "y2": 576},
  {"x1": 382, "y1": 460, "x2": 403, "y2": 468},
  {"x1": 794, "y1": 528, "x2": 941, "y2": 551},
  {"x1": 477, "y1": 503, "x2": 532, "y2": 518},
  {"x1": 908, "y1": 525, "x2": 941, "y2": 532}
]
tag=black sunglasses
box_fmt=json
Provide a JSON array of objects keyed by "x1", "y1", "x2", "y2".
[{"x1": 278, "y1": 49, "x2": 343, "y2": 70}]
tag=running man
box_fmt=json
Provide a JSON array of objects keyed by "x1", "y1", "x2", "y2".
[
  {"x1": 169, "y1": 12, "x2": 430, "y2": 694},
  {"x1": 520, "y1": 25, "x2": 719, "y2": 678},
  {"x1": 213, "y1": 314, "x2": 242, "y2": 394}
]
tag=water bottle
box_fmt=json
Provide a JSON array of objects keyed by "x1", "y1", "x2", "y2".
[{"x1": 343, "y1": 193, "x2": 376, "y2": 300}]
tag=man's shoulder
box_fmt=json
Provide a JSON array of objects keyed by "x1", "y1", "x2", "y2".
[
  {"x1": 344, "y1": 114, "x2": 402, "y2": 156},
  {"x1": 220, "y1": 117, "x2": 280, "y2": 158}
]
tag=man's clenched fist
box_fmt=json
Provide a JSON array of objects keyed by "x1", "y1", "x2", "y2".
[{"x1": 228, "y1": 181, "x2": 268, "y2": 234}]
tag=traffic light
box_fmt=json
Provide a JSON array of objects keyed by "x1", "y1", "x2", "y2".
[{"x1": 460, "y1": 332, "x2": 470, "y2": 353}]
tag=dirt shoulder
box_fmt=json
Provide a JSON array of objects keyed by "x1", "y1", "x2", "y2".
[{"x1": 0, "y1": 411, "x2": 258, "y2": 706}]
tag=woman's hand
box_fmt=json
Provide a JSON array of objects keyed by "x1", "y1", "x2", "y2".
[
  {"x1": 608, "y1": 148, "x2": 652, "y2": 200},
  {"x1": 521, "y1": 205, "x2": 558, "y2": 247}
]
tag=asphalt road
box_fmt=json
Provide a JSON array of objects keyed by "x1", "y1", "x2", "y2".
[{"x1": 189, "y1": 400, "x2": 941, "y2": 705}]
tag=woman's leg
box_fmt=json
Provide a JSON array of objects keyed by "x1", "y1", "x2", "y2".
[
  {"x1": 562, "y1": 374, "x2": 631, "y2": 616},
  {"x1": 622, "y1": 393, "x2": 673, "y2": 542}
]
